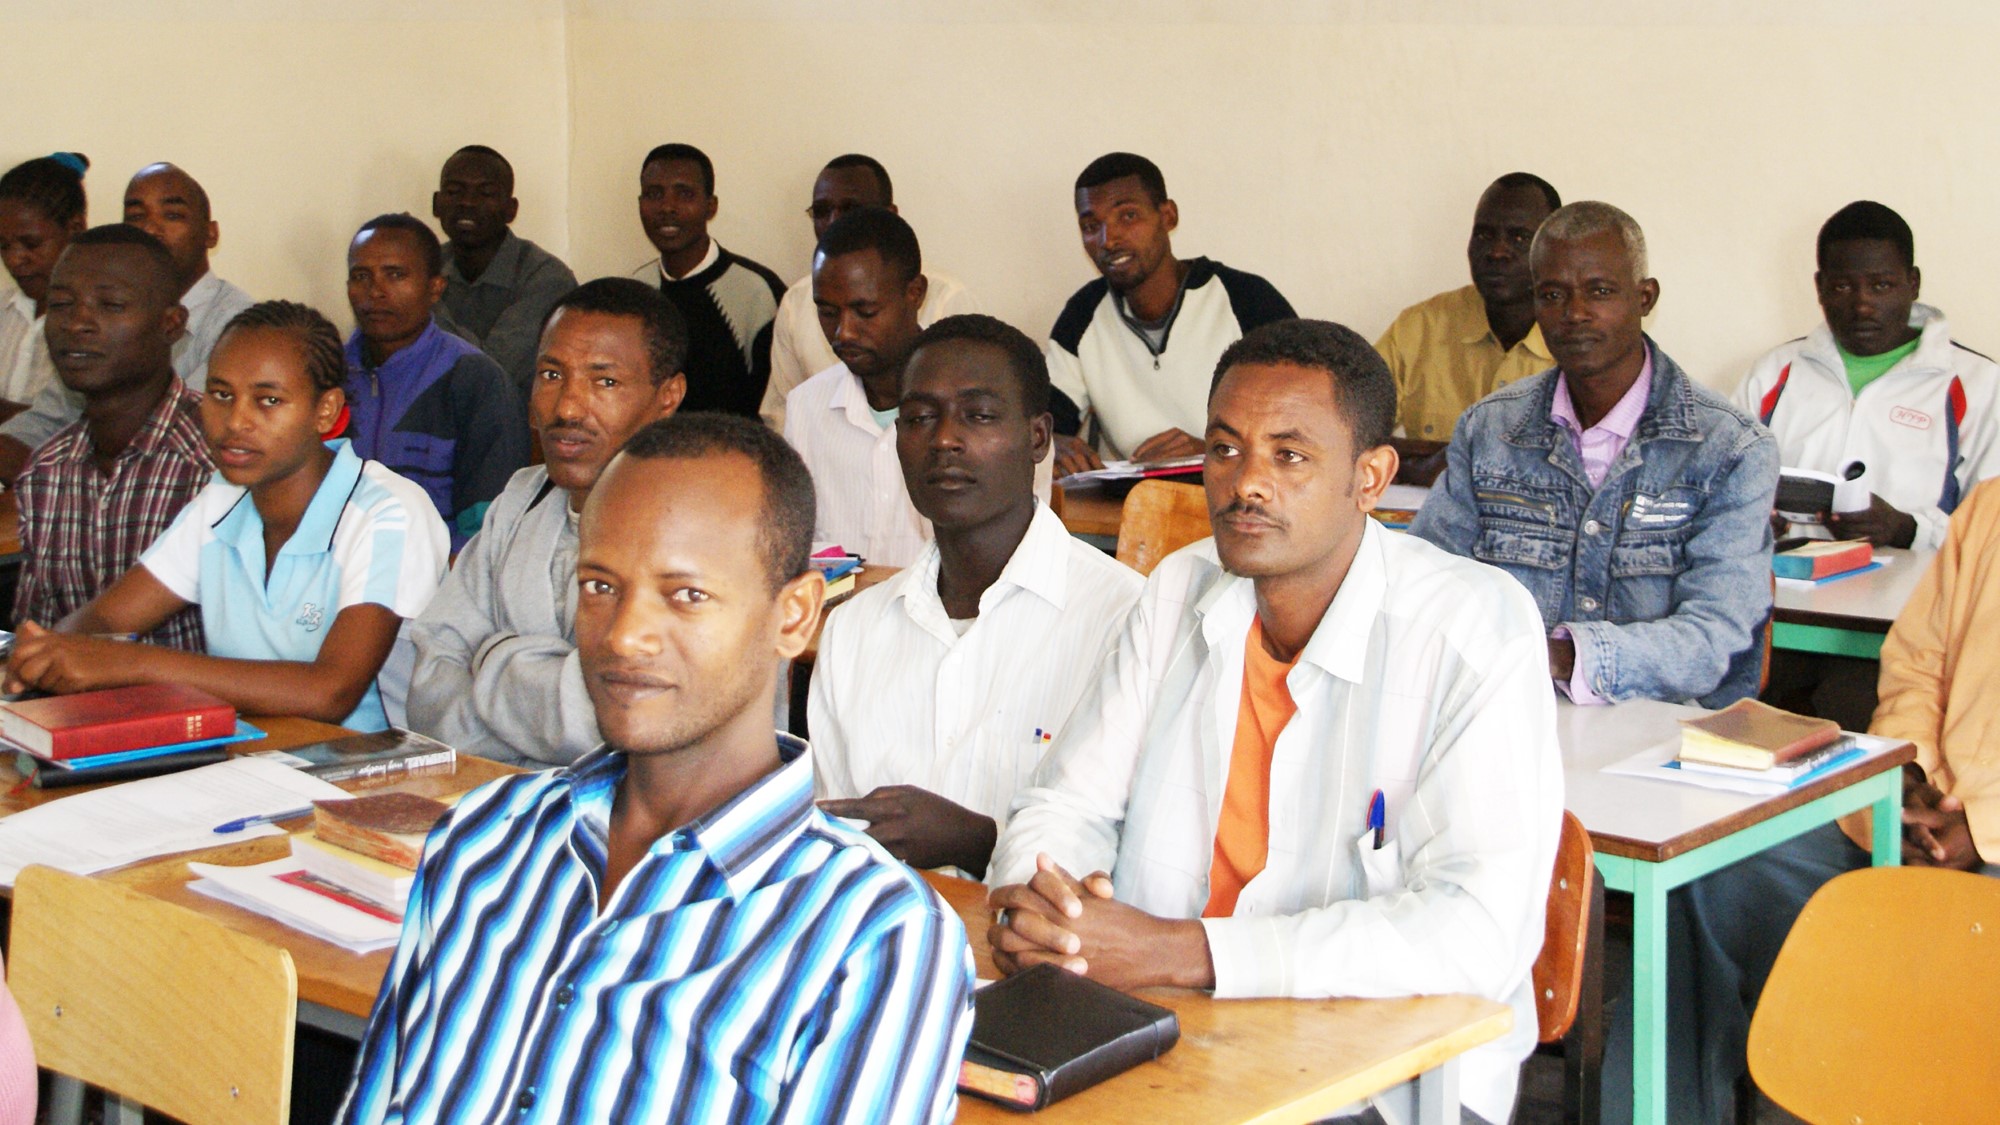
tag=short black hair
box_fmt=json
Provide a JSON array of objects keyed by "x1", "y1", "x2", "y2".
[
  {"x1": 0, "y1": 153, "x2": 89, "y2": 227},
  {"x1": 908, "y1": 314, "x2": 1051, "y2": 417},
  {"x1": 815, "y1": 207, "x2": 921, "y2": 285},
  {"x1": 445, "y1": 145, "x2": 514, "y2": 191},
  {"x1": 822, "y1": 154, "x2": 893, "y2": 204},
  {"x1": 1075, "y1": 152, "x2": 1167, "y2": 206},
  {"x1": 542, "y1": 277, "x2": 690, "y2": 385},
  {"x1": 354, "y1": 212, "x2": 444, "y2": 277},
  {"x1": 1210, "y1": 319, "x2": 1397, "y2": 452},
  {"x1": 218, "y1": 300, "x2": 347, "y2": 394},
  {"x1": 1817, "y1": 201, "x2": 1914, "y2": 269},
  {"x1": 1490, "y1": 171, "x2": 1562, "y2": 213},
  {"x1": 65, "y1": 223, "x2": 179, "y2": 302},
  {"x1": 640, "y1": 144, "x2": 715, "y2": 197},
  {"x1": 617, "y1": 412, "x2": 816, "y2": 593}
]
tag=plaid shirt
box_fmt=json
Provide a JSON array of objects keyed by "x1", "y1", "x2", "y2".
[{"x1": 13, "y1": 380, "x2": 211, "y2": 650}]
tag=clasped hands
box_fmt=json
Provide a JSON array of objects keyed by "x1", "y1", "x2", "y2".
[
  {"x1": 3, "y1": 621, "x2": 124, "y2": 695},
  {"x1": 985, "y1": 853, "x2": 1214, "y2": 991}
]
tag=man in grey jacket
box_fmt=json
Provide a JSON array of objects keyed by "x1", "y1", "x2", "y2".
[{"x1": 405, "y1": 278, "x2": 687, "y2": 765}]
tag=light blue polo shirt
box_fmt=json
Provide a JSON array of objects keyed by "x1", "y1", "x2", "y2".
[{"x1": 140, "y1": 439, "x2": 449, "y2": 730}]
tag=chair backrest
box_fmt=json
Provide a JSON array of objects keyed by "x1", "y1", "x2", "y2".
[
  {"x1": 1533, "y1": 811, "x2": 1597, "y2": 1042},
  {"x1": 9, "y1": 865, "x2": 298, "y2": 1125},
  {"x1": 1115, "y1": 480, "x2": 1209, "y2": 576},
  {"x1": 1748, "y1": 865, "x2": 2000, "y2": 1123}
]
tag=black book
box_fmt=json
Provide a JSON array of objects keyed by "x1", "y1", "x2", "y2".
[
  {"x1": 957, "y1": 963, "x2": 1180, "y2": 1111},
  {"x1": 16, "y1": 747, "x2": 229, "y2": 789}
]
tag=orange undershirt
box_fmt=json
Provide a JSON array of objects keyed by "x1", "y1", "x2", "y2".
[{"x1": 1204, "y1": 619, "x2": 1299, "y2": 918}]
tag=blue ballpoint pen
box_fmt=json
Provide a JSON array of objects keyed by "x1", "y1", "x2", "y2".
[
  {"x1": 213, "y1": 806, "x2": 316, "y2": 834},
  {"x1": 1367, "y1": 790, "x2": 1386, "y2": 850}
]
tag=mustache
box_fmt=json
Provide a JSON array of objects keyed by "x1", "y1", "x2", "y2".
[{"x1": 1212, "y1": 499, "x2": 1284, "y2": 526}]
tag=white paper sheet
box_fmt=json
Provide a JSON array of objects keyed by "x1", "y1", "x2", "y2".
[
  {"x1": 0, "y1": 757, "x2": 348, "y2": 886},
  {"x1": 189, "y1": 856, "x2": 402, "y2": 954}
]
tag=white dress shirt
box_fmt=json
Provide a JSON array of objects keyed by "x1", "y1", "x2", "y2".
[
  {"x1": 761, "y1": 270, "x2": 977, "y2": 431},
  {"x1": 809, "y1": 503, "x2": 1142, "y2": 827},
  {"x1": 0, "y1": 284, "x2": 52, "y2": 405},
  {"x1": 992, "y1": 521, "x2": 1564, "y2": 1125},
  {"x1": 783, "y1": 362, "x2": 931, "y2": 567}
]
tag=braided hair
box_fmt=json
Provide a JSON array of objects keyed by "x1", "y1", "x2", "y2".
[
  {"x1": 218, "y1": 300, "x2": 347, "y2": 394},
  {"x1": 0, "y1": 153, "x2": 89, "y2": 225}
]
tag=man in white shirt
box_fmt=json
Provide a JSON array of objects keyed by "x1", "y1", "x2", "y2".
[
  {"x1": 1733, "y1": 200, "x2": 2000, "y2": 551},
  {"x1": 782, "y1": 208, "x2": 933, "y2": 566},
  {"x1": 0, "y1": 162, "x2": 252, "y2": 480},
  {"x1": 811, "y1": 314, "x2": 1141, "y2": 876},
  {"x1": 989, "y1": 318, "x2": 1563, "y2": 1125},
  {"x1": 761, "y1": 154, "x2": 978, "y2": 431}
]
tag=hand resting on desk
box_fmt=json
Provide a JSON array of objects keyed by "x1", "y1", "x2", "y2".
[
  {"x1": 987, "y1": 852, "x2": 1214, "y2": 992},
  {"x1": 816, "y1": 784, "x2": 997, "y2": 877}
]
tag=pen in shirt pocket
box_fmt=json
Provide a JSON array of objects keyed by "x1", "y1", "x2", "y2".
[
  {"x1": 1032, "y1": 728, "x2": 1052, "y2": 744},
  {"x1": 1367, "y1": 789, "x2": 1386, "y2": 850}
]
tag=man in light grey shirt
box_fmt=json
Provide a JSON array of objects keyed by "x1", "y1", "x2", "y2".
[
  {"x1": 432, "y1": 145, "x2": 577, "y2": 396},
  {"x1": 405, "y1": 277, "x2": 686, "y2": 766},
  {"x1": 0, "y1": 162, "x2": 251, "y2": 480}
]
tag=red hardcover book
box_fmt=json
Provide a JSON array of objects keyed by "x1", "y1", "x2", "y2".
[{"x1": 0, "y1": 684, "x2": 236, "y2": 761}]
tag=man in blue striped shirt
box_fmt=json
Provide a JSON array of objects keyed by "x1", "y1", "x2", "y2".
[{"x1": 340, "y1": 414, "x2": 975, "y2": 1125}]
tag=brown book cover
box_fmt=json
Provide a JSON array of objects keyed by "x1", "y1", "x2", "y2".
[
  {"x1": 311, "y1": 793, "x2": 450, "y2": 870},
  {"x1": 0, "y1": 684, "x2": 235, "y2": 760},
  {"x1": 1679, "y1": 700, "x2": 1841, "y2": 769}
]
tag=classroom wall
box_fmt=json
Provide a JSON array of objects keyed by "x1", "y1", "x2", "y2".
[
  {"x1": 1, "y1": 0, "x2": 571, "y2": 325},
  {"x1": 10, "y1": 0, "x2": 2000, "y2": 391}
]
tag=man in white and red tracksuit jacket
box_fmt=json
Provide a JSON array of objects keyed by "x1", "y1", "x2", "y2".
[{"x1": 1734, "y1": 200, "x2": 2000, "y2": 551}]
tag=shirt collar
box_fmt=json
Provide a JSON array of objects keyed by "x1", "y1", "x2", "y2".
[
  {"x1": 1195, "y1": 518, "x2": 1388, "y2": 687},
  {"x1": 178, "y1": 269, "x2": 224, "y2": 317},
  {"x1": 826, "y1": 363, "x2": 891, "y2": 434},
  {"x1": 1454, "y1": 288, "x2": 1553, "y2": 360},
  {"x1": 660, "y1": 239, "x2": 722, "y2": 283},
  {"x1": 894, "y1": 501, "x2": 1071, "y2": 625},
  {"x1": 445, "y1": 231, "x2": 526, "y2": 290},
  {"x1": 213, "y1": 438, "x2": 365, "y2": 559},
  {"x1": 1551, "y1": 345, "x2": 1653, "y2": 439},
  {"x1": 53, "y1": 379, "x2": 200, "y2": 467},
  {"x1": 561, "y1": 733, "x2": 817, "y2": 901},
  {"x1": 5, "y1": 285, "x2": 32, "y2": 321}
]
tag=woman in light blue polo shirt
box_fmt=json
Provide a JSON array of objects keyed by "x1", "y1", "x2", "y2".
[{"x1": 4, "y1": 301, "x2": 449, "y2": 731}]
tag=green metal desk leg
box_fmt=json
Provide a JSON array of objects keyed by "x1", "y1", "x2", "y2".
[
  {"x1": 1871, "y1": 781, "x2": 1901, "y2": 866},
  {"x1": 1627, "y1": 861, "x2": 1667, "y2": 1125}
]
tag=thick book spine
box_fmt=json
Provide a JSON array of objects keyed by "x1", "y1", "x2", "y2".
[
  {"x1": 1042, "y1": 1019, "x2": 1178, "y2": 1105},
  {"x1": 309, "y1": 746, "x2": 456, "y2": 784},
  {"x1": 37, "y1": 704, "x2": 236, "y2": 760},
  {"x1": 25, "y1": 747, "x2": 229, "y2": 788}
]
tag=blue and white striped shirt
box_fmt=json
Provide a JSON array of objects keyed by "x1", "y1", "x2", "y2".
[{"x1": 338, "y1": 735, "x2": 975, "y2": 1125}]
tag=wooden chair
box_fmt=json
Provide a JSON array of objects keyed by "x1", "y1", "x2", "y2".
[
  {"x1": 1746, "y1": 866, "x2": 2000, "y2": 1124},
  {"x1": 9, "y1": 865, "x2": 298, "y2": 1125},
  {"x1": 1531, "y1": 811, "x2": 1604, "y2": 1124},
  {"x1": 1114, "y1": 480, "x2": 1209, "y2": 576}
]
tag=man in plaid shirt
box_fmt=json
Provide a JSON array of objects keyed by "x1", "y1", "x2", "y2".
[{"x1": 12, "y1": 225, "x2": 211, "y2": 650}]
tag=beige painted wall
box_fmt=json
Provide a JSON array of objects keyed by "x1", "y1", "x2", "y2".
[
  {"x1": 10, "y1": 0, "x2": 2000, "y2": 392},
  {"x1": 1, "y1": 0, "x2": 570, "y2": 327}
]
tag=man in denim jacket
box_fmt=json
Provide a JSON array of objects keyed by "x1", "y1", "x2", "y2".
[{"x1": 1412, "y1": 201, "x2": 1778, "y2": 708}]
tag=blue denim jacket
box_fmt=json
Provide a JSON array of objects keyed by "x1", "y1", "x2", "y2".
[{"x1": 1410, "y1": 340, "x2": 1778, "y2": 708}]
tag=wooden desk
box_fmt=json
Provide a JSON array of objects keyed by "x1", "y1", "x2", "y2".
[
  {"x1": 923, "y1": 873, "x2": 1512, "y2": 1125},
  {"x1": 99, "y1": 752, "x2": 519, "y2": 1035},
  {"x1": 1055, "y1": 486, "x2": 1123, "y2": 540},
  {"x1": 0, "y1": 492, "x2": 19, "y2": 562},
  {"x1": 1558, "y1": 699, "x2": 1912, "y2": 1125},
  {"x1": 1772, "y1": 545, "x2": 1934, "y2": 659}
]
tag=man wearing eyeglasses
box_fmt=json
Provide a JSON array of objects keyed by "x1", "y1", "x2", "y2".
[{"x1": 760, "y1": 154, "x2": 979, "y2": 431}]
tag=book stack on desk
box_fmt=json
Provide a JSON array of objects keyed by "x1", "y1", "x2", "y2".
[
  {"x1": 1675, "y1": 700, "x2": 1861, "y2": 788},
  {"x1": 286, "y1": 792, "x2": 450, "y2": 917},
  {"x1": 812, "y1": 546, "x2": 863, "y2": 602},
  {"x1": 1772, "y1": 538, "x2": 1878, "y2": 587},
  {"x1": 0, "y1": 684, "x2": 265, "y2": 788}
]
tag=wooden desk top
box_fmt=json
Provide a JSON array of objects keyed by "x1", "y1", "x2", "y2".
[
  {"x1": 923, "y1": 873, "x2": 1513, "y2": 1124},
  {"x1": 1056, "y1": 486, "x2": 1124, "y2": 539},
  {"x1": 1558, "y1": 699, "x2": 1914, "y2": 863},
  {"x1": 799, "y1": 565, "x2": 901, "y2": 663},
  {"x1": 1772, "y1": 545, "x2": 1934, "y2": 634},
  {"x1": 103, "y1": 752, "x2": 520, "y2": 1018},
  {"x1": 0, "y1": 492, "x2": 19, "y2": 561}
]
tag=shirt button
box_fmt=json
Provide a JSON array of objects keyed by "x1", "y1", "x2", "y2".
[
  {"x1": 1579, "y1": 596, "x2": 1599, "y2": 612},
  {"x1": 1583, "y1": 519, "x2": 1602, "y2": 535},
  {"x1": 555, "y1": 985, "x2": 574, "y2": 1007},
  {"x1": 517, "y1": 1089, "x2": 536, "y2": 1111}
]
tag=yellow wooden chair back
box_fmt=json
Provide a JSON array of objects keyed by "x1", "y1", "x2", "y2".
[
  {"x1": 9, "y1": 865, "x2": 298, "y2": 1125},
  {"x1": 1115, "y1": 480, "x2": 1210, "y2": 577},
  {"x1": 1747, "y1": 865, "x2": 2000, "y2": 1123},
  {"x1": 1533, "y1": 811, "x2": 1596, "y2": 1042}
]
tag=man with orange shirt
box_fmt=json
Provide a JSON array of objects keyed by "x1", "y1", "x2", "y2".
[{"x1": 988, "y1": 319, "x2": 1564, "y2": 1125}]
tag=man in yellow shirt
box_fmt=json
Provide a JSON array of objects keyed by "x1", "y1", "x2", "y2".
[{"x1": 1375, "y1": 172, "x2": 1560, "y2": 481}]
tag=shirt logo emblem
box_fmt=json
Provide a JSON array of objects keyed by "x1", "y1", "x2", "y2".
[
  {"x1": 295, "y1": 602, "x2": 326, "y2": 632},
  {"x1": 1890, "y1": 406, "x2": 1932, "y2": 430}
]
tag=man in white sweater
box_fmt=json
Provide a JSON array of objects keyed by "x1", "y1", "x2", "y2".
[{"x1": 405, "y1": 278, "x2": 686, "y2": 766}]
